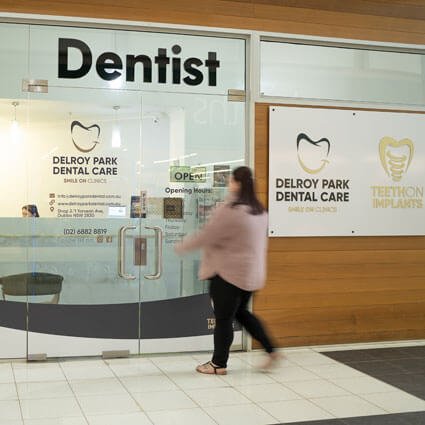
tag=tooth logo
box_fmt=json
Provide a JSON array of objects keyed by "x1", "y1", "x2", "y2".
[
  {"x1": 296, "y1": 133, "x2": 330, "y2": 174},
  {"x1": 379, "y1": 137, "x2": 414, "y2": 182},
  {"x1": 71, "y1": 121, "x2": 101, "y2": 153}
]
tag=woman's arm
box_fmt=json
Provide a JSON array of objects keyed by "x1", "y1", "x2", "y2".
[{"x1": 174, "y1": 205, "x2": 232, "y2": 255}]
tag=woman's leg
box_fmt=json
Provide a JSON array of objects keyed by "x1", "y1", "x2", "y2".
[
  {"x1": 209, "y1": 275, "x2": 241, "y2": 368},
  {"x1": 235, "y1": 291, "x2": 275, "y2": 354}
]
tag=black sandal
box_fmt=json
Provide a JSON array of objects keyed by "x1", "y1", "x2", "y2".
[{"x1": 196, "y1": 361, "x2": 227, "y2": 375}]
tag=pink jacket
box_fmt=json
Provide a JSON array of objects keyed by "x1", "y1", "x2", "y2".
[{"x1": 174, "y1": 200, "x2": 268, "y2": 292}]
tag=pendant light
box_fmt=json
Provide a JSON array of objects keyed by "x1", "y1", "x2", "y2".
[
  {"x1": 10, "y1": 101, "x2": 20, "y2": 143},
  {"x1": 112, "y1": 105, "x2": 121, "y2": 148}
]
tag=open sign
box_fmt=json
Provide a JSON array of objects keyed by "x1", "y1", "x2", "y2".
[{"x1": 170, "y1": 166, "x2": 207, "y2": 183}]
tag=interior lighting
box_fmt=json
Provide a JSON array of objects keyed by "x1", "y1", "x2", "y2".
[
  {"x1": 154, "y1": 153, "x2": 197, "y2": 164},
  {"x1": 198, "y1": 158, "x2": 244, "y2": 167},
  {"x1": 112, "y1": 105, "x2": 121, "y2": 148},
  {"x1": 10, "y1": 101, "x2": 20, "y2": 143}
]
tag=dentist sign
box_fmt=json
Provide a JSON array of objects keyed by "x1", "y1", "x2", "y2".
[{"x1": 268, "y1": 106, "x2": 425, "y2": 237}]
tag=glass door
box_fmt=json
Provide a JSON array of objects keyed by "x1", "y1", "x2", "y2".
[
  {"x1": 0, "y1": 20, "x2": 247, "y2": 359},
  {"x1": 0, "y1": 22, "x2": 30, "y2": 359},
  {"x1": 2, "y1": 86, "x2": 246, "y2": 358},
  {"x1": 139, "y1": 92, "x2": 246, "y2": 354},
  {"x1": 25, "y1": 87, "x2": 144, "y2": 357},
  {"x1": 0, "y1": 98, "x2": 30, "y2": 359}
]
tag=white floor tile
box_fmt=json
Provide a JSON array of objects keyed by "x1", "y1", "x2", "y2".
[
  {"x1": 381, "y1": 340, "x2": 425, "y2": 348},
  {"x1": 20, "y1": 397, "x2": 83, "y2": 420},
  {"x1": 147, "y1": 407, "x2": 217, "y2": 425},
  {"x1": 304, "y1": 363, "x2": 366, "y2": 380},
  {"x1": 364, "y1": 391, "x2": 425, "y2": 413},
  {"x1": 318, "y1": 341, "x2": 425, "y2": 352},
  {"x1": 105, "y1": 358, "x2": 152, "y2": 366},
  {"x1": 281, "y1": 348, "x2": 312, "y2": 354},
  {"x1": 12, "y1": 362, "x2": 60, "y2": 370},
  {"x1": 153, "y1": 359, "x2": 199, "y2": 375},
  {"x1": 2, "y1": 344, "x2": 424, "y2": 425},
  {"x1": 315, "y1": 347, "x2": 354, "y2": 352},
  {"x1": 62, "y1": 366, "x2": 114, "y2": 381},
  {"x1": 149, "y1": 355, "x2": 196, "y2": 365},
  {"x1": 108, "y1": 363, "x2": 162, "y2": 378},
  {"x1": 185, "y1": 387, "x2": 251, "y2": 407},
  {"x1": 204, "y1": 403, "x2": 277, "y2": 425},
  {"x1": 235, "y1": 383, "x2": 301, "y2": 403},
  {"x1": 315, "y1": 343, "x2": 388, "y2": 352},
  {"x1": 190, "y1": 353, "x2": 215, "y2": 363},
  {"x1": 167, "y1": 373, "x2": 228, "y2": 390},
  {"x1": 311, "y1": 394, "x2": 386, "y2": 418},
  {"x1": 259, "y1": 399, "x2": 334, "y2": 422},
  {"x1": 0, "y1": 383, "x2": 18, "y2": 400},
  {"x1": 220, "y1": 370, "x2": 276, "y2": 386},
  {"x1": 87, "y1": 412, "x2": 152, "y2": 425},
  {"x1": 285, "y1": 379, "x2": 350, "y2": 398},
  {"x1": 233, "y1": 351, "x2": 264, "y2": 361},
  {"x1": 234, "y1": 352, "x2": 294, "y2": 369},
  {"x1": 0, "y1": 364, "x2": 15, "y2": 384},
  {"x1": 0, "y1": 400, "x2": 22, "y2": 421},
  {"x1": 120, "y1": 375, "x2": 178, "y2": 393},
  {"x1": 220, "y1": 357, "x2": 252, "y2": 372},
  {"x1": 330, "y1": 376, "x2": 399, "y2": 395},
  {"x1": 133, "y1": 390, "x2": 196, "y2": 411},
  {"x1": 14, "y1": 366, "x2": 66, "y2": 383},
  {"x1": 60, "y1": 360, "x2": 106, "y2": 369},
  {"x1": 70, "y1": 377, "x2": 127, "y2": 396},
  {"x1": 24, "y1": 418, "x2": 88, "y2": 425},
  {"x1": 269, "y1": 365, "x2": 322, "y2": 382},
  {"x1": 17, "y1": 381, "x2": 73, "y2": 400},
  {"x1": 284, "y1": 351, "x2": 337, "y2": 366},
  {"x1": 106, "y1": 356, "x2": 159, "y2": 368},
  {"x1": 76, "y1": 393, "x2": 141, "y2": 416}
]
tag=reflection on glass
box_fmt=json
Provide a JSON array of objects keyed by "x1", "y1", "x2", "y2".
[
  {"x1": 0, "y1": 94, "x2": 245, "y2": 307},
  {"x1": 140, "y1": 92, "x2": 245, "y2": 302},
  {"x1": 261, "y1": 41, "x2": 425, "y2": 105},
  {"x1": 0, "y1": 21, "x2": 246, "y2": 357}
]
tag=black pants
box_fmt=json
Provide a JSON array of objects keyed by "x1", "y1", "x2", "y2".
[{"x1": 209, "y1": 275, "x2": 274, "y2": 368}]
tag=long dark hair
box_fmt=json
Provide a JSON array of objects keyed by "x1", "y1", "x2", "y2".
[
  {"x1": 23, "y1": 204, "x2": 39, "y2": 217},
  {"x1": 231, "y1": 167, "x2": 265, "y2": 215}
]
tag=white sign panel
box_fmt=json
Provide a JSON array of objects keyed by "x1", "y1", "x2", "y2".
[
  {"x1": 268, "y1": 106, "x2": 425, "y2": 237},
  {"x1": 28, "y1": 25, "x2": 244, "y2": 95}
]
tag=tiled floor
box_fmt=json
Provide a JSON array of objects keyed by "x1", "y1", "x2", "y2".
[
  {"x1": 323, "y1": 346, "x2": 425, "y2": 400},
  {"x1": 0, "y1": 340, "x2": 424, "y2": 425}
]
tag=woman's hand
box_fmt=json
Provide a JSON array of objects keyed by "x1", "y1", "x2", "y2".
[{"x1": 174, "y1": 242, "x2": 184, "y2": 256}]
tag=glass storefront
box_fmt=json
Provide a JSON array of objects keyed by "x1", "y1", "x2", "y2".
[
  {"x1": 0, "y1": 22, "x2": 246, "y2": 358},
  {"x1": 261, "y1": 40, "x2": 425, "y2": 105},
  {"x1": 2, "y1": 16, "x2": 419, "y2": 360}
]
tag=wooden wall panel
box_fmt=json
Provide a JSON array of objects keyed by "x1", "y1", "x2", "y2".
[
  {"x1": 2, "y1": 0, "x2": 425, "y2": 44},
  {"x1": 253, "y1": 103, "x2": 425, "y2": 348}
]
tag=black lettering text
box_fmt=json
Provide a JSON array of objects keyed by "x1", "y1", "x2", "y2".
[
  {"x1": 58, "y1": 38, "x2": 92, "y2": 79},
  {"x1": 126, "y1": 55, "x2": 152, "y2": 82},
  {"x1": 96, "y1": 52, "x2": 123, "y2": 81},
  {"x1": 183, "y1": 58, "x2": 203, "y2": 86}
]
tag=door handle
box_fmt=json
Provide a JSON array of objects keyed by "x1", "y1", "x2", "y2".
[
  {"x1": 119, "y1": 225, "x2": 136, "y2": 280},
  {"x1": 144, "y1": 226, "x2": 163, "y2": 280}
]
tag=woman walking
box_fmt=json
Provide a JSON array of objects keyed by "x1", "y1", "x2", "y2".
[{"x1": 174, "y1": 166, "x2": 278, "y2": 375}]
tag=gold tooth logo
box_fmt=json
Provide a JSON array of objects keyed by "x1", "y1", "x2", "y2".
[
  {"x1": 296, "y1": 133, "x2": 330, "y2": 175},
  {"x1": 71, "y1": 121, "x2": 101, "y2": 153},
  {"x1": 379, "y1": 137, "x2": 414, "y2": 182}
]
